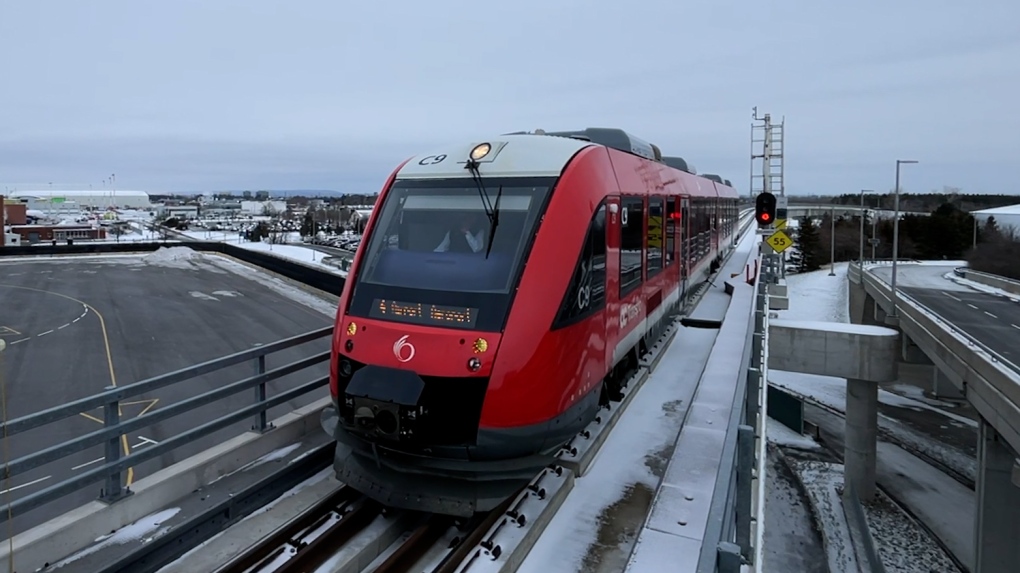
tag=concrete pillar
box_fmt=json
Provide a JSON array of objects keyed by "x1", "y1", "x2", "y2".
[
  {"x1": 975, "y1": 421, "x2": 1020, "y2": 572},
  {"x1": 845, "y1": 378, "x2": 879, "y2": 499},
  {"x1": 848, "y1": 279, "x2": 866, "y2": 324},
  {"x1": 900, "y1": 333, "x2": 928, "y2": 363},
  {"x1": 932, "y1": 367, "x2": 965, "y2": 401}
]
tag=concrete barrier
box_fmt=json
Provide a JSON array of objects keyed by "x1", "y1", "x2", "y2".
[
  {"x1": 1, "y1": 397, "x2": 332, "y2": 573},
  {"x1": 959, "y1": 268, "x2": 1020, "y2": 297}
]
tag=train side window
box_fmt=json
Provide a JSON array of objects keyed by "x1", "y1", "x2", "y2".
[
  {"x1": 551, "y1": 202, "x2": 607, "y2": 329},
  {"x1": 647, "y1": 196, "x2": 664, "y2": 277},
  {"x1": 619, "y1": 196, "x2": 644, "y2": 298},
  {"x1": 665, "y1": 198, "x2": 676, "y2": 267}
]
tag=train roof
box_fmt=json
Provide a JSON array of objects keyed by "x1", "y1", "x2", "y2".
[{"x1": 396, "y1": 127, "x2": 736, "y2": 192}]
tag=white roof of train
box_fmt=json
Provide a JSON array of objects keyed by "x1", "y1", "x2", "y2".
[{"x1": 397, "y1": 134, "x2": 593, "y2": 179}]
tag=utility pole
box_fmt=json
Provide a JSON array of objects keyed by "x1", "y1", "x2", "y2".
[
  {"x1": 829, "y1": 205, "x2": 836, "y2": 276},
  {"x1": 890, "y1": 159, "x2": 918, "y2": 319},
  {"x1": 859, "y1": 190, "x2": 872, "y2": 262}
]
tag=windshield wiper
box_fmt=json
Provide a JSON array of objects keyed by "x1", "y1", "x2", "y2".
[{"x1": 464, "y1": 158, "x2": 500, "y2": 259}]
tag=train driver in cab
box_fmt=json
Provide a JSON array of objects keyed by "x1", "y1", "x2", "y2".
[{"x1": 434, "y1": 212, "x2": 485, "y2": 253}]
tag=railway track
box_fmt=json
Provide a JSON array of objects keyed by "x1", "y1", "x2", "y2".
[
  {"x1": 214, "y1": 483, "x2": 520, "y2": 573},
  {"x1": 157, "y1": 217, "x2": 760, "y2": 573}
]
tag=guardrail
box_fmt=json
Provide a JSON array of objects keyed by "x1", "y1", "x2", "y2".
[
  {"x1": 694, "y1": 250, "x2": 768, "y2": 572},
  {"x1": 952, "y1": 267, "x2": 1020, "y2": 297},
  {"x1": 0, "y1": 326, "x2": 333, "y2": 525},
  {"x1": 852, "y1": 261, "x2": 1020, "y2": 455}
]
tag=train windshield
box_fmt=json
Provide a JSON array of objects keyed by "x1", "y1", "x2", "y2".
[{"x1": 346, "y1": 177, "x2": 554, "y2": 331}]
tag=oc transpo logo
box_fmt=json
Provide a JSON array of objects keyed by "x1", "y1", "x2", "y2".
[{"x1": 393, "y1": 335, "x2": 416, "y2": 363}]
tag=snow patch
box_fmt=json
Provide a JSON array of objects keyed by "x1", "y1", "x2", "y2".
[
  {"x1": 878, "y1": 390, "x2": 977, "y2": 428},
  {"x1": 142, "y1": 246, "x2": 205, "y2": 266},
  {"x1": 189, "y1": 291, "x2": 218, "y2": 301},
  {"x1": 205, "y1": 255, "x2": 337, "y2": 318},
  {"x1": 211, "y1": 290, "x2": 243, "y2": 297},
  {"x1": 766, "y1": 417, "x2": 821, "y2": 450},
  {"x1": 50, "y1": 507, "x2": 181, "y2": 568},
  {"x1": 945, "y1": 272, "x2": 1020, "y2": 302},
  {"x1": 771, "y1": 319, "x2": 897, "y2": 336}
]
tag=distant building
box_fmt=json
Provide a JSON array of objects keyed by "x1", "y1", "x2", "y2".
[
  {"x1": 973, "y1": 204, "x2": 1020, "y2": 234},
  {"x1": 9, "y1": 189, "x2": 151, "y2": 209},
  {"x1": 10, "y1": 224, "x2": 106, "y2": 244}
]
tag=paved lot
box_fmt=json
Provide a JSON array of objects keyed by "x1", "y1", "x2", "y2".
[{"x1": 0, "y1": 250, "x2": 336, "y2": 534}]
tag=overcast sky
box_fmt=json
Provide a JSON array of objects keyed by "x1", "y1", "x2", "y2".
[{"x1": 2, "y1": 0, "x2": 1018, "y2": 197}]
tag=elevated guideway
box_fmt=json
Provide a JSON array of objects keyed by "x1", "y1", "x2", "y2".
[
  {"x1": 851, "y1": 261, "x2": 1020, "y2": 572},
  {"x1": 0, "y1": 211, "x2": 767, "y2": 573}
]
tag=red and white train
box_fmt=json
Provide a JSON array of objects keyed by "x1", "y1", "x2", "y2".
[{"x1": 322, "y1": 128, "x2": 741, "y2": 515}]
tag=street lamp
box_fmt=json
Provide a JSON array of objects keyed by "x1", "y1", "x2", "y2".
[
  {"x1": 890, "y1": 159, "x2": 919, "y2": 320},
  {"x1": 859, "y1": 189, "x2": 874, "y2": 262},
  {"x1": 829, "y1": 205, "x2": 836, "y2": 276}
]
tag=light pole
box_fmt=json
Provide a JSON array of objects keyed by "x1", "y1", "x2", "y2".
[
  {"x1": 829, "y1": 205, "x2": 836, "y2": 276},
  {"x1": 859, "y1": 189, "x2": 874, "y2": 262},
  {"x1": 890, "y1": 159, "x2": 918, "y2": 319}
]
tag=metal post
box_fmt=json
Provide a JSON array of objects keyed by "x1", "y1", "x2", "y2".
[
  {"x1": 252, "y1": 354, "x2": 273, "y2": 433},
  {"x1": 871, "y1": 216, "x2": 877, "y2": 261},
  {"x1": 890, "y1": 160, "x2": 918, "y2": 319},
  {"x1": 736, "y1": 424, "x2": 755, "y2": 559},
  {"x1": 829, "y1": 206, "x2": 836, "y2": 276},
  {"x1": 101, "y1": 388, "x2": 127, "y2": 502},
  {"x1": 973, "y1": 216, "x2": 978, "y2": 249},
  {"x1": 858, "y1": 189, "x2": 872, "y2": 262}
]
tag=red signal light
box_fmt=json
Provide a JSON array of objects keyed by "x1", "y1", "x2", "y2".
[{"x1": 761, "y1": 213, "x2": 770, "y2": 221}]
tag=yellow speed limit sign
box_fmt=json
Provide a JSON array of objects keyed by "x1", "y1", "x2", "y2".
[{"x1": 766, "y1": 230, "x2": 793, "y2": 253}]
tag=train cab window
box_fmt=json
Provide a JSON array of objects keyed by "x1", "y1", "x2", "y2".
[
  {"x1": 665, "y1": 199, "x2": 676, "y2": 267},
  {"x1": 647, "y1": 197, "x2": 664, "y2": 278},
  {"x1": 552, "y1": 202, "x2": 607, "y2": 329},
  {"x1": 620, "y1": 197, "x2": 644, "y2": 298}
]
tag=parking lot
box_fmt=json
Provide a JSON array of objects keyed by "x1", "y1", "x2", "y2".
[{"x1": 0, "y1": 248, "x2": 336, "y2": 534}]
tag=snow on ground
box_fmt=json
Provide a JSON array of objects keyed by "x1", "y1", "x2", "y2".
[
  {"x1": 761, "y1": 445, "x2": 828, "y2": 573},
  {"x1": 519, "y1": 326, "x2": 720, "y2": 573},
  {"x1": 786, "y1": 458, "x2": 962, "y2": 573},
  {"x1": 232, "y1": 240, "x2": 348, "y2": 277},
  {"x1": 49, "y1": 507, "x2": 181, "y2": 569},
  {"x1": 767, "y1": 417, "x2": 821, "y2": 450},
  {"x1": 946, "y1": 272, "x2": 1020, "y2": 302},
  {"x1": 771, "y1": 262, "x2": 978, "y2": 570},
  {"x1": 868, "y1": 263, "x2": 972, "y2": 292}
]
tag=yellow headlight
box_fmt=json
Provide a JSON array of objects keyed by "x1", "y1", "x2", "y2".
[
  {"x1": 472, "y1": 337, "x2": 488, "y2": 354},
  {"x1": 346, "y1": 322, "x2": 357, "y2": 336}
]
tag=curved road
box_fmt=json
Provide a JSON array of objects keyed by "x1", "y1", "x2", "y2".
[{"x1": 870, "y1": 265, "x2": 1020, "y2": 369}]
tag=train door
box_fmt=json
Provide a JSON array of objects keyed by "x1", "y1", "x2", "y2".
[{"x1": 604, "y1": 196, "x2": 622, "y2": 369}]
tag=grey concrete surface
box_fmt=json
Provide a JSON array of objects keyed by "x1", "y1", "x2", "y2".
[
  {"x1": 769, "y1": 319, "x2": 900, "y2": 500},
  {"x1": 4, "y1": 402, "x2": 332, "y2": 573},
  {"x1": 900, "y1": 286, "x2": 1020, "y2": 369},
  {"x1": 0, "y1": 255, "x2": 334, "y2": 536}
]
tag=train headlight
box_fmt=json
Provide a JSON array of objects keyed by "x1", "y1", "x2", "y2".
[
  {"x1": 472, "y1": 337, "x2": 488, "y2": 354},
  {"x1": 467, "y1": 357, "x2": 482, "y2": 372},
  {"x1": 346, "y1": 321, "x2": 357, "y2": 336},
  {"x1": 470, "y1": 143, "x2": 491, "y2": 161}
]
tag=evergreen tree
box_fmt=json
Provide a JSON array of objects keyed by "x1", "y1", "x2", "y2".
[
  {"x1": 300, "y1": 212, "x2": 315, "y2": 237},
  {"x1": 796, "y1": 216, "x2": 823, "y2": 272}
]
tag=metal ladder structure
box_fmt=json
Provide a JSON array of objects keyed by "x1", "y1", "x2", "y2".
[
  {"x1": 749, "y1": 107, "x2": 785, "y2": 202},
  {"x1": 750, "y1": 108, "x2": 788, "y2": 276}
]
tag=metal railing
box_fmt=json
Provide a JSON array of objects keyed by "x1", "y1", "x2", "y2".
[
  {"x1": 695, "y1": 249, "x2": 769, "y2": 572},
  {"x1": 0, "y1": 326, "x2": 333, "y2": 524}
]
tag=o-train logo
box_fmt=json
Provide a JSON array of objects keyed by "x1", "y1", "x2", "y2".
[
  {"x1": 619, "y1": 302, "x2": 641, "y2": 329},
  {"x1": 393, "y1": 335, "x2": 416, "y2": 363}
]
